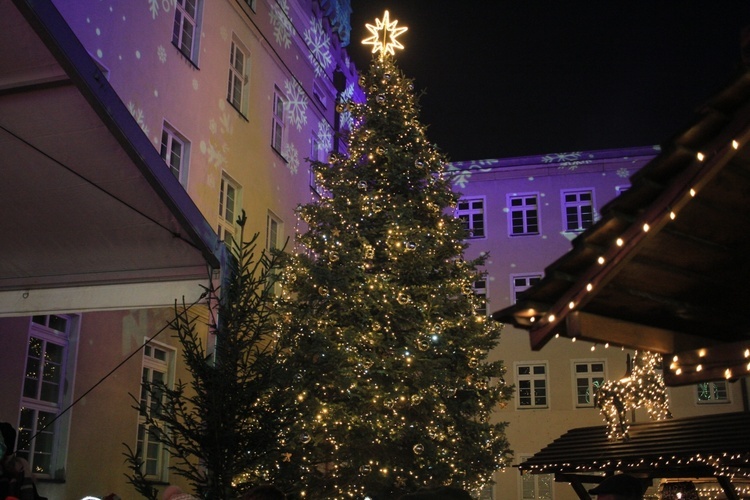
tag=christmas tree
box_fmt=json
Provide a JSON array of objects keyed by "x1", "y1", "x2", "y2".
[{"x1": 275, "y1": 11, "x2": 513, "y2": 499}]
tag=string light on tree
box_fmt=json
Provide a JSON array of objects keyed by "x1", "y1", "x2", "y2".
[{"x1": 272, "y1": 11, "x2": 512, "y2": 500}]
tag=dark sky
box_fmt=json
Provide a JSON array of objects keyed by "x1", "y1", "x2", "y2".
[{"x1": 348, "y1": 2, "x2": 750, "y2": 162}]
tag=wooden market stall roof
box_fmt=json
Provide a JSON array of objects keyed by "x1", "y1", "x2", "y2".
[
  {"x1": 518, "y1": 412, "x2": 750, "y2": 499},
  {"x1": 493, "y1": 65, "x2": 750, "y2": 386}
]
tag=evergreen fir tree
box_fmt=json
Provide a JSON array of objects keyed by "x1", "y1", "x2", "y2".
[
  {"x1": 128, "y1": 213, "x2": 288, "y2": 500},
  {"x1": 276, "y1": 16, "x2": 513, "y2": 499}
]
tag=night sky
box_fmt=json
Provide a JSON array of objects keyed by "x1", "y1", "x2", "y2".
[{"x1": 348, "y1": 2, "x2": 750, "y2": 162}]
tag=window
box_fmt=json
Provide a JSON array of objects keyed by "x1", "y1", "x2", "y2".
[
  {"x1": 218, "y1": 174, "x2": 240, "y2": 243},
  {"x1": 516, "y1": 363, "x2": 548, "y2": 408},
  {"x1": 574, "y1": 361, "x2": 605, "y2": 407},
  {"x1": 266, "y1": 212, "x2": 282, "y2": 251},
  {"x1": 172, "y1": 0, "x2": 201, "y2": 62},
  {"x1": 473, "y1": 278, "x2": 488, "y2": 316},
  {"x1": 17, "y1": 315, "x2": 77, "y2": 477},
  {"x1": 313, "y1": 80, "x2": 328, "y2": 108},
  {"x1": 562, "y1": 189, "x2": 594, "y2": 232},
  {"x1": 244, "y1": 0, "x2": 256, "y2": 11},
  {"x1": 508, "y1": 194, "x2": 539, "y2": 235},
  {"x1": 520, "y1": 455, "x2": 553, "y2": 499},
  {"x1": 271, "y1": 88, "x2": 286, "y2": 154},
  {"x1": 137, "y1": 342, "x2": 174, "y2": 481},
  {"x1": 456, "y1": 198, "x2": 485, "y2": 238},
  {"x1": 512, "y1": 274, "x2": 542, "y2": 303},
  {"x1": 227, "y1": 39, "x2": 250, "y2": 115},
  {"x1": 160, "y1": 124, "x2": 189, "y2": 187},
  {"x1": 697, "y1": 381, "x2": 729, "y2": 403}
]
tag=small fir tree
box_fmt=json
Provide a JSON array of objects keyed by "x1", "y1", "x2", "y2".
[
  {"x1": 127, "y1": 212, "x2": 288, "y2": 500},
  {"x1": 275, "y1": 13, "x2": 513, "y2": 499}
]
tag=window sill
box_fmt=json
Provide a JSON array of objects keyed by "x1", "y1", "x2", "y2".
[
  {"x1": 272, "y1": 146, "x2": 288, "y2": 163},
  {"x1": 226, "y1": 100, "x2": 249, "y2": 121},
  {"x1": 171, "y1": 42, "x2": 200, "y2": 70}
]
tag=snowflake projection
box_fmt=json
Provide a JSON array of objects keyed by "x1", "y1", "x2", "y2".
[
  {"x1": 337, "y1": 82, "x2": 355, "y2": 131},
  {"x1": 127, "y1": 101, "x2": 150, "y2": 136},
  {"x1": 284, "y1": 78, "x2": 308, "y2": 131},
  {"x1": 148, "y1": 0, "x2": 175, "y2": 20},
  {"x1": 445, "y1": 159, "x2": 498, "y2": 188},
  {"x1": 157, "y1": 45, "x2": 167, "y2": 63},
  {"x1": 270, "y1": 0, "x2": 295, "y2": 49},
  {"x1": 192, "y1": 79, "x2": 199, "y2": 91},
  {"x1": 316, "y1": 119, "x2": 333, "y2": 155},
  {"x1": 200, "y1": 99, "x2": 234, "y2": 172},
  {"x1": 220, "y1": 26, "x2": 228, "y2": 41},
  {"x1": 303, "y1": 16, "x2": 333, "y2": 77},
  {"x1": 283, "y1": 142, "x2": 300, "y2": 175},
  {"x1": 446, "y1": 164, "x2": 471, "y2": 188},
  {"x1": 541, "y1": 151, "x2": 593, "y2": 171},
  {"x1": 617, "y1": 167, "x2": 630, "y2": 178}
]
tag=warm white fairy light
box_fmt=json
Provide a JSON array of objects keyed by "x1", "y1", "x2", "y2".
[
  {"x1": 595, "y1": 350, "x2": 671, "y2": 440},
  {"x1": 696, "y1": 152, "x2": 705, "y2": 161}
]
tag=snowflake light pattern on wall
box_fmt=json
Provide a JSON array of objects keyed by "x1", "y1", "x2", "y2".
[
  {"x1": 316, "y1": 119, "x2": 333, "y2": 154},
  {"x1": 270, "y1": 0, "x2": 294, "y2": 49},
  {"x1": 282, "y1": 142, "x2": 299, "y2": 175},
  {"x1": 284, "y1": 78, "x2": 308, "y2": 131},
  {"x1": 337, "y1": 82, "x2": 355, "y2": 131},
  {"x1": 541, "y1": 151, "x2": 594, "y2": 171},
  {"x1": 304, "y1": 16, "x2": 333, "y2": 77},
  {"x1": 127, "y1": 102, "x2": 149, "y2": 136},
  {"x1": 148, "y1": 0, "x2": 174, "y2": 20}
]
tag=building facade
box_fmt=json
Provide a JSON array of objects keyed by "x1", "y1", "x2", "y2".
[
  {"x1": 448, "y1": 148, "x2": 749, "y2": 499},
  {"x1": 0, "y1": 0, "x2": 360, "y2": 498}
]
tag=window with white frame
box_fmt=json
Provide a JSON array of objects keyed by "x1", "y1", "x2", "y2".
[
  {"x1": 520, "y1": 455, "x2": 553, "y2": 499},
  {"x1": 17, "y1": 314, "x2": 77, "y2": 477},
  {"x1": 562, "y1": 189, "x2": 594, "y2": 232},
  {"x1": 172, "y1": 0, "x2": 201, "y2": 62},
  {"x1": 218, "y1": 174, "x2": 240, "y2": 244},
  {"x1": 472, "y1": 278, "x2": 488, "y2": 316},
  {"x1": 456, "y1": 198, "x2": 485, "y2": 238},
  {"x1": 137, "y1": 342, "x2": 174, "y2": 481},
  {"x1": 508, "y1": 194, "x2": 539, "y2": 235},
  {"x1": 271, "y1": 88, "x2": 286, "y2": 154},
  {"x1": 573, "y1": 360, "x2": 605, "y2": 407},
  {"x1": 266, "y1": 212, "x2": 282, "y2": 251},
  {"x1": 512, "y1": 274, "x2": 542, "y2": 303},
  {"x1": 244, "y1": 0, "x2": 256, "y2": 11},
  {"x1": 227, "y1": 39, "x2": 250, "y2": 115},
  {"x1": 697, "y1": 380, "x2": 729, "y2": 403},
  {"x1": 160, "y1": 124, "x2": 189, "y2": 187},
  {"x1": 516, "y1": 363, "x2": 548, "y2": 409}
]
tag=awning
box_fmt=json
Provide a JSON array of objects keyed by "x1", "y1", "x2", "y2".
[
  {"x1": 494, "y1": 67, "x2": 750, "y2": 385},
  {"x1": 518, "y1": 412, "x2": 750, "y2": 500},
  {"x1": 0, "y1": 0, "x2": 223, "y2": 315}
]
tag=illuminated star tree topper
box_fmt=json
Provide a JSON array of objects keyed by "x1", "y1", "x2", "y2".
[{"x1": 362, "y1": 10, "x2": 408, "y2": 58}]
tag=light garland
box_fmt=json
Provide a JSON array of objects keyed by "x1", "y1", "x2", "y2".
[{"x1": 512, "y1": 136, "x2": 747, "y2": 356}]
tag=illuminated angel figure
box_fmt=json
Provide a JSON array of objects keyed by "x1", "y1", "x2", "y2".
[
  {"x1": 362, "y1": 10, "x2": 408, "y2": 58},
  {"x1": 595, "y1": 350, "x2": 672, "y2": 440}
]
